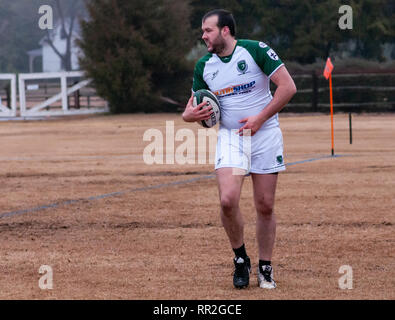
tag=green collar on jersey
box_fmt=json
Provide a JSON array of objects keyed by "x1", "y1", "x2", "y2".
[{"x1": 218, "y1": 39, "x2": 239, "y2": 63}]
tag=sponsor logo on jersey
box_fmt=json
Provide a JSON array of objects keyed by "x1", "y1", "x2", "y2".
[
  {"x1": 237, "y1": 60, "x2": 248, "y2": 74},
  {"x1": 259, "y1": 41, "x2": 268, "y2": 48},
  {"x1": 213, "y1": 81, "x2": 256, "y2": 98},
  {"x1": 267, "y1": 49, "x2": 279, "y2": 61},
  {"x1": 211, "y1": 70, "x2": 219, "y2": 80}
]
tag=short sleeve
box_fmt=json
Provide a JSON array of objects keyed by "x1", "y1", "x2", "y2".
[
  {"x1": 238, "y1": 40, "x2": 284, "y2": 77},
  {"x1": 261, "y1": 45, "x2": 284, "y2": 77},
  {"x1": 192, "y1": 60, "x2": 209, "y2": 92},
  {"x1": 192, "y1": 53, "x2": 213, "y2": 92}
]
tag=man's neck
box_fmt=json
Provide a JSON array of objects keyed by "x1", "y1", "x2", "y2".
[{"x1": 217, "y1": 38, "x2": 237, "y2": 57}]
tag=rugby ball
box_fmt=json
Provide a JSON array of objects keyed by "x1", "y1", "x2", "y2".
[{"x1": 193, "y1": 89, "x2": 221, "y2": 128}]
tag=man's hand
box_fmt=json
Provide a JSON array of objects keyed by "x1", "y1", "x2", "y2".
[
  {"x1": 237, "y1": 114, "x2": 264, "y2": 136},
  {"x1": 182, "y1": 93, "x2": 213, "y2": 123},
  {"x1": 237, "y1": 66, "x2": 297, "y2": 136}
]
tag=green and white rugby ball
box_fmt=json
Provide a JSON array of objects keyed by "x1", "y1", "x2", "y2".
[{"x1": 193, "y1": 89, "x2": 221, "y2": 128}]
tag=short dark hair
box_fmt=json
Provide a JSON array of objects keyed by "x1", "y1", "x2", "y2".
[{"x1": 202, "y1": 9, "x2": 236, "y2": 37}]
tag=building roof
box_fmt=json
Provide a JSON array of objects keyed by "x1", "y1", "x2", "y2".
[{"x1": 27, "y1": 48, "x2": 43, "y2": 57}]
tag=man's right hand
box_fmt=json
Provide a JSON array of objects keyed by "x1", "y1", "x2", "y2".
[{"x1": 182, "y1": 93, "x2": 213, "y2": 122}]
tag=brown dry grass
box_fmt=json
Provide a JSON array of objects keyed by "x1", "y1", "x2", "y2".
[{"x1": 0, "y1": 113, "x2": 394, "y2": 300}]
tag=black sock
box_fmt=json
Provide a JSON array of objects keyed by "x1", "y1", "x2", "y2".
[
  {"x1": 259, "y1": 260, "x2": 271, "y2": 271},
  {"x1": 233, "y1": 244, "x2": 247, "y2": 259}
]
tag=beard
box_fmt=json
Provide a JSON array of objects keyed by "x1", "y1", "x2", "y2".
[{"x1": 206, "y1": 34, "x2": 226, "y2": 55}]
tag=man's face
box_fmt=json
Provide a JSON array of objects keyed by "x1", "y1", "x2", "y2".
[{"x1": 201, "y1": 15, "x2": 225, "y2": 54}]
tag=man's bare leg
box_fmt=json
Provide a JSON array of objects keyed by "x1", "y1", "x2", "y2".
[
  {"x1": 216, "y1": 167, "x2": 251, "y2": 288},
  {"x1": 251, "y1": 172, "x2": 278, "y2": 289}
]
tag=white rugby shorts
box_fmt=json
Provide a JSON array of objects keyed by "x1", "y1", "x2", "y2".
[{"x1": 214, "y1": 126, "x2": 285, "y2": 174}]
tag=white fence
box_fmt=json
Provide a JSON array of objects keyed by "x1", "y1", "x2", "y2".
[
  {"x1": 0, "y1": 72, "x2": 108, "y2": 119},
  {"x1": 0, "y1": 74, "x2": 17, "y2": 117}
]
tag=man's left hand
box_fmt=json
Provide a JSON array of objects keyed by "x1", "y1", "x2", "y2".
[{"x1": 237, "y1": 115, "x2": 264, "y2": 136}]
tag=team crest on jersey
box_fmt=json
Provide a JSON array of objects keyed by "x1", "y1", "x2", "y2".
[
  {"x1": 267, "y1": 49, "x2": 279, "y2": 61},
  {"x1": 276, "y1": 155, "x2": 283, "y2": 164},
  {"x1": 237, "y1": 60, "x2": 248, "y2": 74}
]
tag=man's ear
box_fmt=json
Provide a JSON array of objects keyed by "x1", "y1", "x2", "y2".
[{"x1": 221, "y1": 26, "x2": 230, "y2": 37}]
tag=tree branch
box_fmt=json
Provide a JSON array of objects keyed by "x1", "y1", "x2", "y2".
[
  {"x1": 68, "y1": 11, "x2": 76, "y2": 37},
  {"x1": 45, "y1": 28, "x2": 64, "y2": 59},
  {"x1": 55, "y1": 0, "x2": 67, "y2": 37},
  {"x1": 65, "y1": 14, "x2": 76, "y2": 70}
]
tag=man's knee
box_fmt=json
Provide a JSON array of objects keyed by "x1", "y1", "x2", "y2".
[
  {"x1": 255, "y1": 198, "x2": 274, "y2": 217},
  {"x1": 220, "y1": 194, "x2": 239, "y2": 213}
]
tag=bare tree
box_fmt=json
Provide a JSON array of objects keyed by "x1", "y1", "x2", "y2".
[{"x1": 44, "y1": 0, "x2": 86, "y2": 71}]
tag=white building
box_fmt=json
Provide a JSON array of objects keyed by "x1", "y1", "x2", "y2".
[{"x1": 27, "y1": 19, "x2": 82, "y2": 73}]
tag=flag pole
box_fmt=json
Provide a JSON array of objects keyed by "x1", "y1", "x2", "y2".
[
  {"x1": 323, "y1": 57, "x2": 335, "y2": 157},
  {"x1": 329, "y1": 73, "x2": 334, "y2": 156}
]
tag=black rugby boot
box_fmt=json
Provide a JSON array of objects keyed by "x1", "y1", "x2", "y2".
[{"x1": 233, "y1": 256, "x2": 251, "y2": 289}]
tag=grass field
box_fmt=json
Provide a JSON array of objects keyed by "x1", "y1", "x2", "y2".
[{"x1": 0, "y1": 113, "x2": 394, "y2": 299}]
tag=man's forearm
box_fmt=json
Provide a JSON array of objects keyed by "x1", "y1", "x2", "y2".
[{"x1": 258, "y1": 84, "x2": 296, "y2": 123}]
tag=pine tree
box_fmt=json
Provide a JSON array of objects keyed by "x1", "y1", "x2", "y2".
[{"x1": 78, "y1": 0, "x2": 194, "y2": 113}]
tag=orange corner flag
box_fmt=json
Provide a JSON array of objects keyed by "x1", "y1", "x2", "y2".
[{"x1": 323, "y1": 57, "x2": 334, "y2": 80}]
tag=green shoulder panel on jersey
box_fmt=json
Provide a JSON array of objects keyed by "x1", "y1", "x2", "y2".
[
  {"x1": 237, "y1": 39, "x2": 283, "y2": 77},
  {"x1": 192, "y1": 53, "x2": 212, "y2": 92}
]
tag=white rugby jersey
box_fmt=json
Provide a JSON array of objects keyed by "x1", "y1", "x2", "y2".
[{"x1": 192, "y1": 39, "x2": 284, "y2": 131}]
